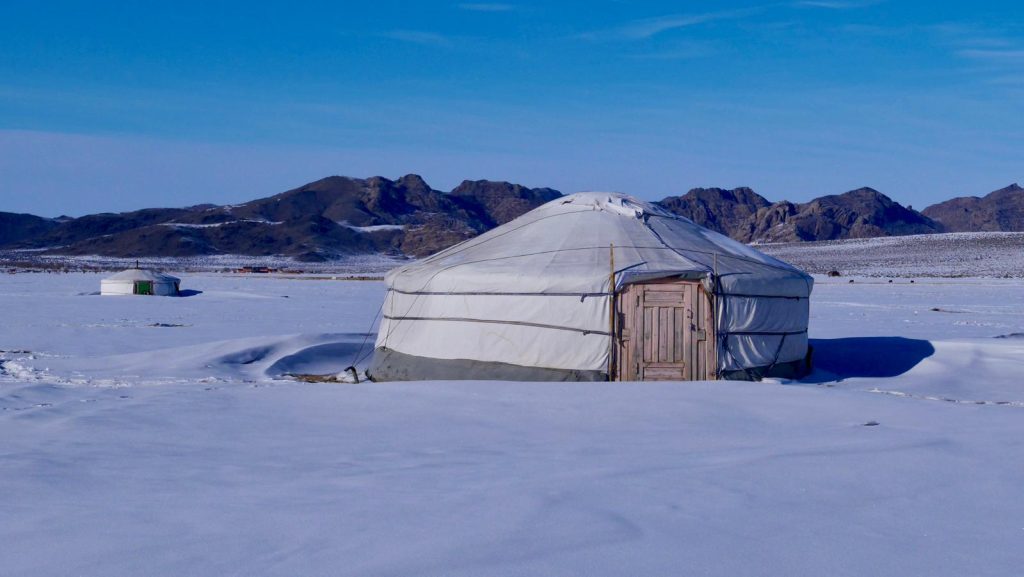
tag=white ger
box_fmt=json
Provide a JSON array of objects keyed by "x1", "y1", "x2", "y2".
[
  {"x1": 370, "y1": 192, "x2": 814, "y2": 382},
  {"x1": 100, "y1": 269, "x2": 181, "y2": 296}
]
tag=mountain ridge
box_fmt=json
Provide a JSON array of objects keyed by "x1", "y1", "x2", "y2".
[
  {"x1": 2, "y1": 177, "x2": 1021, "y2": 260},
  {"x1": 921, "y1": 183, "x2": 1024, "y2": 232}
]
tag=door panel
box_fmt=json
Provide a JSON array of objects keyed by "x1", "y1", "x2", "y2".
[{"x1": 615, "y1": 281, "x2": 715, "y2": 381}]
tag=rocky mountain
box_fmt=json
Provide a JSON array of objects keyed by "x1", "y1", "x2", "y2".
[
  {"x1": 740, "y1": 187, "x2": 941, "y2": 242},
  {"x1": 4, "y1": 178, "x2": 1022, "y2": 261},
  {"x1": 450, "y1": 180, "x2": 563, "y2": 227},
  {"x1": 655, "y1": 187, "x2": 770, "y2": 236},
  {"x1": 655, "y1": 187, "x2": 940, "y2": 243},
  {"x1": 654, "y1": 184, "x2": 1022, "y2": 243},
  {"x1": 2, "y1": 175, "x2": 563, "y2": 261},
  {"x1": 922, "y1": 183, "x2": 1024, "y2": 232},
  {"x1": 22, "y1": 207, "x2": 196, "y2": 249}
]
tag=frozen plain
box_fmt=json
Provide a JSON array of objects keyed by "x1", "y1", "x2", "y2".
[{"x1": 1, "y1": 272, "x2": 1023, "y2": 577}]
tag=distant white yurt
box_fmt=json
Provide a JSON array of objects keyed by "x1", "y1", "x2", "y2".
[
  {"x1": 370, "y1": 192, "x2": 814, "y2": 382},
  {"x1": 100, "y1": 269, "x2": 181, "y2": 296}
]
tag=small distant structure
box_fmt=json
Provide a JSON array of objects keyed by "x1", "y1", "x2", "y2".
[
  {"x1": 235, "y1": 266, "x2": 276, "y2": 274},
  {"x1": 827, "y1": 270, "x2": 841, "y2": 277},
  {"x1": 101, "y1": 268, "x2": 181, "y2": 296}
]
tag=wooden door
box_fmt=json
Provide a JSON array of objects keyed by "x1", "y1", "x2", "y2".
[{"x1": 615, "y1": 281, "x2": 715, "y2": 381}]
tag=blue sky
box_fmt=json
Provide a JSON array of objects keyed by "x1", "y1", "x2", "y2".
[{"x1": 1, "y1": 1, "x2": 1021, "y2": 216}]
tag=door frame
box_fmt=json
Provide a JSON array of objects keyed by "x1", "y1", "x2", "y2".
[{"x1": 613, "y1": 279, "x2": 717, "y2": 381}]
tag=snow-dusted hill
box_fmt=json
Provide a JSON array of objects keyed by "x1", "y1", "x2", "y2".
[
  {"x1": 2, "y1": 273, "x2": 1023, "y2": 576},
  {"x1": 0, "y1": 250, "x2": 405, "y2": 275},
  {"x1": 759, "y1": 232, "x2": 1024, "y2": 277}
]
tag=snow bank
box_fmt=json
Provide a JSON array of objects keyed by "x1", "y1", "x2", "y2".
[
  {"x1": 5, "y1": 333, "x2": 369, "y2": 387},
  {"x1": 337, "y1": 220, "x2": 407, "y2": 233},
  {"x1": 160, "y1": 219, "x2": 284, "y2": 228}
]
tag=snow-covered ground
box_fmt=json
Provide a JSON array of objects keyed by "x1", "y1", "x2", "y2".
[
  {"x1": 2, "y1": 273, "x2": 1023, "y2": 576},
  {"x1": 0, "y1": 251, "x2": 405, "y2": 274},
  {"x1": 760, "y1": 232, "x2": 1024, "y2": 277}
]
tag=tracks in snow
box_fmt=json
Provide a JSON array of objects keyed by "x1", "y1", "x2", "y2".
[{"x1": 867, "y1": 387, "x2": 1024, "y2": 408}]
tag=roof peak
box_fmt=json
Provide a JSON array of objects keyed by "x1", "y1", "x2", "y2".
[
  {"x1": 104, "y1": 269, "x2": 180, "y2": 282},
  {"x1": 552, "y1": 192, "x2": 676, "y2": 219}
]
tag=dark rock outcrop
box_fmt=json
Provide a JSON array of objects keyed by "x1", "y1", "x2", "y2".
[
  {"x1": 450, "y1": 180, "x2": 562, "y2": 227},
  {"x1": 655, "y1": 186, "x2": 939, "y2": 243},
  {"x1": 655, "y1": 187, "x2": 771, "y2": 237},
  {"x1": 739, "y1": 188, "x2": 941, "y2": 243},
  {"x1": 736, "y1": 201, "x2": 801, "y2": 243},
  {"x1": 922, "y1": 184, "x2": 1024, "y2": 232}
]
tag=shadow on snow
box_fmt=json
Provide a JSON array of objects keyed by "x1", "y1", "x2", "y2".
[
  {"x1": 803, "y1": 337, "x2": 935, "y2": 383},
  {"x1": 264, "y1": 339, "x2": 371, "y2": 378}
]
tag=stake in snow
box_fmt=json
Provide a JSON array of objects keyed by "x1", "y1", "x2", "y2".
[{"x1": 371, "y1": 192, "x2": 813, "y2": 382}]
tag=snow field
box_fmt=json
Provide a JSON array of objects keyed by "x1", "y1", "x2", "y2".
[
  {"x1": 760, "y1": 232, "x2": 1024, "y2": 278},
  {"x1": 1, "y1": 273, "x2": 1023, "y2": 576}
]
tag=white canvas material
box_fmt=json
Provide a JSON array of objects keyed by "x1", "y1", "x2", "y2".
[
  {"x1": 100, "y1": 269, "x2": 181, "y2": 296},
  {"x1": 375, "y1": 192, "x2": 813, "y2": 378}
]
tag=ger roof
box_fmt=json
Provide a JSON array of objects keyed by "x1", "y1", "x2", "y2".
[
  {"x1": 386, "y1": 192, "x2": 812, "y2": 297},
  {"x1": 103, "y1": 269, "x2": 181, "y2": 283}
]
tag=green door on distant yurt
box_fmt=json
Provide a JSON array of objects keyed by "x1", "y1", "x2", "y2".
[{"x1": 134, "y1": 281, "x2": 153, "y2": 295}]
